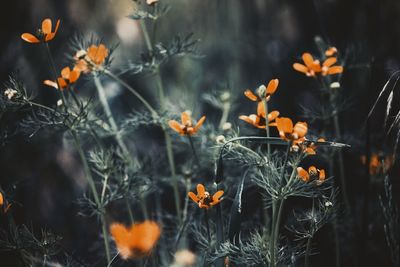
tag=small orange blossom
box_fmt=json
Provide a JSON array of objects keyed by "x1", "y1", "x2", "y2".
[
  {"x1": 168, "y1": 111, "x2": 206, "y2": 136},
  {"x1": 44, "y1": 66, "x2": 81, "y2": 90},
  {"x1": 297, "y1": 166, "x2": 326, "y2": 184},
  {"x1": 239, "y1": 110, "x2": 279, "y2": 129},
  {"x1": 21, "y1": 18, "x2": 60, "y2": 43},
  {"x1": 188, "y1": 184, "x2": 223, "y2": 209}
]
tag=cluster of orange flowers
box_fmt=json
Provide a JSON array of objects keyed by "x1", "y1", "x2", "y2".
[
  {"x1": 297, "y1": 166, "x2": 326, "y2": 185},
  {"x1": 293, "y1": 47, "x2": 343, "y2": 77},
  {"x1": 21, "y1": 18, "x2": 109, "y2": 90},
  {"x1": 361, "y1": 153, "x2": 394, "y2": 175}
]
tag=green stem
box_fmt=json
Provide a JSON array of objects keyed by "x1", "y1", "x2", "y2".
[
  {"x1": 271, "y1": 199, "x2": 285, "y2": 267},
  {"x1": 305, "y1": 236, "x2": 312, "y2": 267},
  {"x1": 204, "y1": 209, "x2": 211, "y2": 243},
  {"x1": 101, "y1": 213, "x2": 111, "y2": 264},
  {"x1": 139, "y1": 20, "x2": 153, "y2": 53},
  {"x1": 155, "y1": 70, "x2": 165, "y2": 110},
  {"x1": 105, "y1": 70, "x2": 158, "y2": 116},
  {"x1": 218, "y1": 102, "x2": 230, "y2": 129},
  {"x1": 125, "y1": 197, "x2": 135, "y2": 223},
  {"x1": 187, "y1": 135, "x2": 200, "y2": 166},
  {"x1": 261, "y1": 99, "x2": 271, "y2": 156}
]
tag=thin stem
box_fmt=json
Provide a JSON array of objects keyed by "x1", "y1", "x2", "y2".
[
  {"x1": 139, "y1": 20, "x2": 153, "y2": 53},
  {"x1": 105, "y1": 70, "x2": 158, "y2": 116},
  {"x1": 101, "y1": 213, "x2": 111, "y2": 264},
  {"x1": 100, "y1": 174, "x2": 109, "y2": 203},
  {"x1": 262, "y1": 99, "x2": 271, "y2": 156},
  {"x1": 271, "y1": 199, "x2": 285, "y2": 267},
  {"x1": 93, "y1": 74, "x2": 131, "y2": 157},
  {"x1": 187, "y1": 135, "x2": 200, "y2": 166},
  {"x1": 204, "y1": 209, "x2": 211, "y2": 243},
  {"x1": 125, "y1": 197, "x2": 135, "y2": 223},
  {"x1": 155, "y1": 70, "x2": 165, "y2": 110},
  {"x1": 107, "y1": 252, "x2": 120, "y2": 267},
  {"x1": 305, "y1": 236, "x2": 312, "y2": 267},
  {"x1": 279, "y1": 141, "x2": 292, "y2": 187},
  {"x1": 218, "y1": 102, "x2": 230, "y2": 129}
]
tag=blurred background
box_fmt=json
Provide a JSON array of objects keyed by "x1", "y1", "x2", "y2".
[{"x1": 1, "y1": 0, "x2": 400, "y2": 266}]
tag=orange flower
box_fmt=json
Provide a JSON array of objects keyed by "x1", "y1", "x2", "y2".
[
  {"x1": 239, "y1": 110, "x2": 279, "y2": 129},
  {"x1": 168, "y1": 111, "x2": 206, "y2": 136},
  {"x1": 110, "y1": 221, "x2": 161, "y2": 260},
  {"x1": 293, "y1": 52, "x2": 343, "y2": 77},
  {"x1": 74, "y1": 44, "x2": 109, "y2": 73},
  {"x1": 302, "y1": 138, "x2": 326, "y2": 155},
  {"x1": 297, "y1": 166, "x2": 326, "y2": 184},
  {"x1": 293, "y1": 53, "x2": 322, "y2": 77},
  {"x1": 274, "y1": 117, "x2": 307, "y2": 145},
  {"x1": 361, "y1": 153, "x2": 393, "y2": 175},
  {"x1": 44, "y1": 66, "x2": 81, "y2": 90},
  {"x1": 21, "y1": 18, "x2": 60, "y2": 43},
  {"x1": 188, "y1": 184, "x2": 224, "y2": 209},
  {"x1": 244, "y1": 79, "x2": 279, "y2": 115},
  {"x1": 325, "y1": 47, "x2": 338, "y2": 57},
  {"x1": 0, "y1": 192, "x2": 12, "y2": 214}
]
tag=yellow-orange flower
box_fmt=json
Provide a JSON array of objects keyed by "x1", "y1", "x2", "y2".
[
  {"x1": 244, "y1": 79, "x2": 279, "y2": 115},
  {"x1": 44, "y1": 66, "x2": 81, "y2": 90},
  {"x1": 21, "y1": 18, "x2": 60, "y2": 43},
  {"x1": 168, "y1": 111, "x2": 206, "y2": 136},
  {"x1": 74, "y1": 44, "x2": 109, "y2": 73},
  {"x1": 188, "y1": 184, "x2": 223, "y2": 209},
  {"x1": 110, "y1": 221, "x2": 161, "y2": 260},
  {"x1": 274, "y1": 117, "x2": 307, "y2": 145},
  {"x1": 239, "y1": 110, "x2": 279, "y2": 129},
  {"x1": 297, "y1": 166, "x2": 326, "y2": 184}
]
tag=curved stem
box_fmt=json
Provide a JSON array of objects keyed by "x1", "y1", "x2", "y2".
[{"x1": 305, "y1": 236, "x2": 312, "y2": 267}]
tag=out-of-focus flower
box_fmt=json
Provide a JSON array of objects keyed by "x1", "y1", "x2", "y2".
[
  {"x1": 4, "y1": 88, "x2": 18, "y2": 100},
  {"x1": 302, "y1": 138, "x2": 325, "y2": 155},
  {"x1": 57, "y1": 99, "x2": 63, "y2": 106},
  {"x1": 74, "y1": 44, "x2": 109, "y2": 73},
  {"x1": 188, "y1": 184, "x2": 223, "y2": 209},
  {"x1": 44, "y1": 66, "x2": 81, "y2": 90},
  {"x1": 325, "y1": 47, "x2": 338, "y2": 57},
  {"x1": 221, "y1": 91, "x2": 231, "y2": 102},
  {"x1": 21, "y1": 18, "x2": 60, "y2": 43},
  {"x1": 168, "y1": 111, "x2": 206, "y2": 136},
  {"x1": 216, "y1": 135, "x2": 226, "y2": 144},
  {"x1": 110, "y1": 221, "x2": 161, "y2": 260},
  {"x1": 330, "y1": 82, "x2": 341, "y2": 89},
  {"x1": 297, "y1": 166, "x2": 325, "y2": 184},
  {"x1": 325, "y1": 201, "x2": 333, "y2": 207},
  {"x1": 172, "y1": 250, "x2": 196, "y2": 267},
  {"x1": 239, "y1": 110, "x2": 279, "y2": 129},
  {"x1": 244, "y1": 79, "x2": 279, "y2": 115},
  {"x1": 361, "y1": 153, "x2": 394, "y2": 175},
  {"x1": 273, "y1": 117, "x2": 307, "y2": 145},
  {"x1": 0, "y1": 192, "x2": 12, "y2": 214}
]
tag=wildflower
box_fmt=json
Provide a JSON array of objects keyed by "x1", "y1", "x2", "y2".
[
  {"x1": 244, "y1": 79, "x2": 279, "y2": 115},
  {"x1": 325, "y1": 47, "x2": 338, "y2": 57},
  {"x1": 302, "y1": 138, "x2": 326, "y2": 155},
  {"x1": 74, "y1": 44, "x2": 109, "y2": 73},
  {"x1": 188, "y1": 184, "x2": 224, "y2": 209},
  {"x1": 293, "y1": 53, "x2": 343, "y2": 77},
  {"x1": 21, "y1": 18, "x2": 60, "y2": 43},
  {"x1": 173, "y1": 250, "x2": 196, "y2": 267},
  {"x1": 239, "y1": 110, "x2": 279, "y2": 129},
  {"x1": 293, "y1": 53, "x2": 322, "y2": 77},
  {"x1": 0, "y1": 192, "x2": 12, "y2": 214},
  {"x1": 361, "y1": 153, "x2": 393, "y2": 175},
  {"x1": 44, "y1": 66, "x2": 81, "y2": 90},
  {"x1": 4, "y1": 88, "x2": 18, "y2": 100},
  {"x1": 168, "y1": 111, "x2": 206, "y2": 136},
  {"x1": 274, "y1": 117, "x2": 307, "y2": 145},
  {"x1": 297, "y1": 166, "x2": 326, "y2": 184},
  {"x1": 110, "y1": 221, "x2": 161, "y2": 260}
]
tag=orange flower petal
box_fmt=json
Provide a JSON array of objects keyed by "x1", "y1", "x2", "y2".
[
  {"x1": 69, "y1": 70, "x2": 81, "y2": 83},
  {"x1": 42, "y1": 18, "x2": 52, "y2": 34},
  {"x1": 268, "y1": 110, "x2": 280, "y2": 122},
  {"x1": 327, "y1": 66, "x2": 343, "y2": 75},
  {"x1": 43, "y1": 80, "x2": 58, "y2": 89},
  {"x1": 293, "y1": 63, "x2": 308, "y2": 74},
  {"x1": 130, "y1": 221, "x2": 161, "y2": 256},
  {"x1": 110, "y1": 223, "x2": 132, "y2": 260},
  {"x1": 181, "y1": 111, "x2": 191, "y2": 126},
  {"x1": 212, "y1": 190, "x2": 224, "y2": 202},
  {"x1": 61, "y1": 67, "x2": 71, "y2": 79},
  {"x1": 0, "y1": 193, "x2": 3, "y2": 206},
  {"x1": 323, "y1": 57, "x2": 337, "y2": 67},
  {"x1": 244, "y1": 89, "x2": 259, "y2": 101},
  {"x1": 53, "y1": 19, "x2": 61, "y2": 35},
  {"x1": 194, "y1": 116, "x2": 206, "y2": 133},
  {"x1": 302, "y1": 53, "x2": 314, "y2": 69},
  {"x1": 308, "y1": 166, "x2": 317, "y2": 175},
  {"x1": 188, "y1": 192, "x2": 199, "y2": 203},
  {"x1": 319, "y1": 169, "x2": 326, "y2": 180},
  {"x1": 168, "y1": 120, "x2": 183, "y2": 134},
  {"x1": 196, "y1": 184, "x2": 205, "y2": 198},
  {"x1": 266, "y1": 79, "x2": 279, "y2": 95},
  {"x1": 276, "y1": 117, "x2": 293, "y2": 134},
  {"x1": 325, "y1": 47, "x2": 337, "y2": 56},
  {"x1": 297, "y1": 167, "x2": 309, "y2": 182},
  {"x1": 21, "y1": 33, "x2": 40, "y2": 43},
  {"x1": 293, "y1": 122, "x2": 308, "y2": 138}
]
